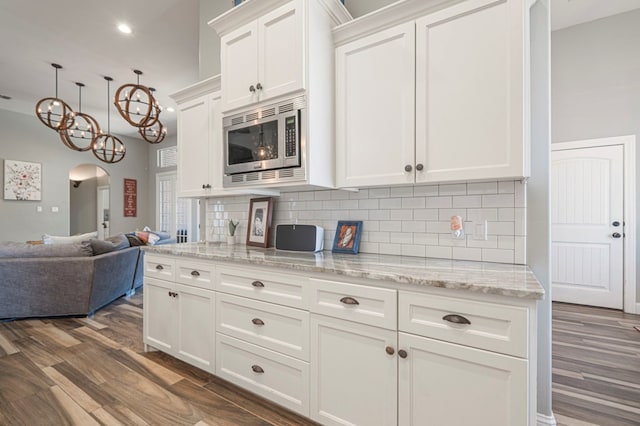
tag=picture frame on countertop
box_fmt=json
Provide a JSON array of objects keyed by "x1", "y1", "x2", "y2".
[
  {"x1": 332, "y1": 220, "x2": 362, "y2": 254},
  {"x1": 246, "y1": 197, "x2": 274, "y2": 248}
]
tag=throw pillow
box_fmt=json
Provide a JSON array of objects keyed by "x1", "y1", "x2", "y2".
[
  {"x1": 135, "y1": 231, "x2": 160, "y2": 245},
  {"x1": 106, "y1": 233, "x2": 130, "y2": 250},
  {"x1": 126, "y1": 234, "x2": 146, "y2": 247},
  {"x1": 89, "y1": 239, "x2": 118, "y2": 256},
  {"x1": 42, "y1": 231, "x2": 98, "y2": 245},
  {"x1": 142, "y1": 226, "x2": 171, "y2": 241}
]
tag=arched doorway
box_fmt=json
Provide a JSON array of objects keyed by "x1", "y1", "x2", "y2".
[{"x1": 69, "y1": 164, "x2": 110, "y2": 239}]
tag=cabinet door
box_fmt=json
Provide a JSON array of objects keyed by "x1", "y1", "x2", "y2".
[
  {"x1": 177, "y1": 95, "x2": 210, "y2": 197},
  {"x1": 415, "y1": 0, "x2": 527, "y2": 183},
  {"x1": 336, "y1": 22, "x2": 416, "y2": 188},
  {"x1": 398, "y1": 332, "x2": 528, "y2": 426},
  {"x1": 310, "y1": 315, "x2": 397, "y2": 426},
  {"x1": 221, "y1": 20, "x2": 260, "y2": 112},
  {"x1": 258, "y1": 1, "x2": 304, "y2": 102},
  {"x1": 143, "y1": 277, "x2": 176, "y2": 353},
  {"x1": 207, "y1": 92, "x2": 224, "y2": 191},
  {"x1": 175, "y1": 283, "x2": 216, "y2": 373}
]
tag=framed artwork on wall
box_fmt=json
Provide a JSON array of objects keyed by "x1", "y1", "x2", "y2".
[
  {"x1": 3, "y1": 159, "x2": 42, "y2": 201},
  {"x1": 332, "y1": 220, "x2": 362, "y2": 254},
  {"x1": 246, "y1": 197, "x2": 274, "y2": 248}
]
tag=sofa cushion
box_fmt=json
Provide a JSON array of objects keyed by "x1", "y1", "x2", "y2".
[
  {"x1": 107, "y1": 233, "x2": 130, "y2": 250},
  {"x1": 42, "y1": 231, "x2": 97, "y2": 245},
  {"x1": 0, "y1": 242, "x2": 92, "y2": 259},
  {"x1": 89, "y1": 233, "x2": 130, "y2": 255}
]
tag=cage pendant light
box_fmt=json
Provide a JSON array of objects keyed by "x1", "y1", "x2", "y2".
[
  {"x1": 138, "y1": 88, "x2": 167, "y2": 144},
  {"x1": 114, "y1": 69, "x2": 160, "y2": 128},
  {"x1": 35, "y1": 63, "x2": 74, "y2": 131},
  {"x1": 92, "y1": 77, "x2": 126, "y2": 164},
  {"x1": 59, "y1": 82, "x2": 101, "y2": 152}
]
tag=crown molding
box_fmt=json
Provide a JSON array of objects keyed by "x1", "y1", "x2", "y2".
[
  {"x1": 333, "y1": 0, "x2": 464, "y2": 46},
  {"x1": 169, "y1": 75, "x2": 221, "y2": 104}
]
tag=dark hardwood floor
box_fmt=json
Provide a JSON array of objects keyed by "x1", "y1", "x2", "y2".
[
  {"x1": 1, "y1": 292, "x2": 639, "y2": 425},
  {"x1": 0, "y1": 290, "x2": 316, "y2": 426},
  {"x1": 552, "y1": 303, "x2": 640, "y2": 426}
]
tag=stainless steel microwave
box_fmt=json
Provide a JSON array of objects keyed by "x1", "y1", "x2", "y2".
[{"x1": 223, "y1": 96, "x2": 305, "y2": 180}]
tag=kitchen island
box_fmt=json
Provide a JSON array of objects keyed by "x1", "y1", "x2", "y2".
[{"x1": 142, "y1": 242, "x2": 543, "y2": 426}]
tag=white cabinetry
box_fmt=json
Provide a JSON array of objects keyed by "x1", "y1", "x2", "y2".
[
  {"x1": 214, "y1": 265, "x2": 311, "y2": 416},
  {"x1": 398, "y1": 290, "x2": 533, "y2": 426},
  {"x1": 334, "y1": 0, "x2": 529, "y2": 187},
  {"x1": 220, "y1": 1, "x2": 303, "y2": 112},
  {"x1": 309, "y1": 278, "x2": 398, "y2": 426},
  {"x1": 143, "y1": 256, "x2": 216, "y2": 373},
  {"x1": 171, "y1": 77, "x2": 225, "y2": 197}
]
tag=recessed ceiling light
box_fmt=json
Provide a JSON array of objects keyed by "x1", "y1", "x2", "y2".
[
  {"x1": 118, "y1": 23, "x2": 132, "y2": 34},
  {"x1": 166, "y1": 107, "x2": 175, "y2": 112}
]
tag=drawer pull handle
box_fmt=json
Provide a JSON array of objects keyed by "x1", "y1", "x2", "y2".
[
  {"x1": 252, "y1": 318, "x2": 265, "y2": 326},
  {"x1": 398, "y1": 349, "x2": 408, "y2": 359},
  {"x1": 340, "y1": 296, "x2": 359, "y2": 306},
  {"x1": 251, "y1": 280, "x2": 265, "y2": 288},
  {"x1": 155, "y1": 264, "x2": 164, "y2": 271},
  {"x1": 190, "y1": 270, "x2": 200, "y2": 277},
  {"x1": 442, "y1": 314, "x2": 471, "y2": 325},
  {"x1": 251, "y1": 365, "x2": 264, "y2": 374},
  {"x1": 385, "y1": 346, "x2": 395, "y2": 355}
]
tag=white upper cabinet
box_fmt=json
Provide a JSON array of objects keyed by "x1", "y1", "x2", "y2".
[
  {"x1": 415, "y1": 0, "x2": 528, "y2": 183},
  {"x1": 334, "y1": 0, "x2": 530, "y2": 188},
  {"x1": 221, "y1": 1, "x2": 304, "y2": 112},
  {"x1": 335, "y1": 22, "x2": 416, "y2": 188}
]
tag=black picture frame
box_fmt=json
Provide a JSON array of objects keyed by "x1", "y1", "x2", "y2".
[
  {"x1": 246, "y1": 197, "x2": 274, "y2": 248},
  {"x1": 332, "y1": 221, "x2": 362, "y2": 254}
]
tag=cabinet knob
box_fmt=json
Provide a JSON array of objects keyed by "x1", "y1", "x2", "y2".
[
  {"x1": 206, "y1": 184, "x2": 212, "y2": 189},
  {"x1": 190, "y1": 270, "x2": 200, "y2": 277},
  {"x1": 252, "y1": 318, "x2": 265, "y2": 326},
  {"x1": 442, "y1": 314, "x2": 471, "y2": 325},
  {"x1": 167, "y1": 291, "x2": 172, "y2": 297},
  {"x1": 202, "y1": 184, "x2": 206, "y2": 189},
  {"x1": 398, "y1": 349, "x2": 408, "y2": 359},
  {"x1": 256, "y1": 82, "x2": 263, "y2": 91},
  {"x1": 249, "y1": 85, "x2": 256, "y2": 93},
  {"x1": 251, "y1": 365, "x2": 264, "y2": 374},
  {"x1": 404, "y1": 164, "x2": 412, "y2": 172},
  {"x1": 251, "y1": 280, "x2": 265, "y2": 288},
  {"x1": 612, "y1": 232, "x2": 622, "y2": 239},
  {"x1": 416, "y1": 163, "x2": 424, "y2": 171},
  {"x1": 612, "y1": 221, "x2": 620, "y2": 227},
  {"x1": 155, "y1": 264, "x2": 164, "y2": 271},
  {"x1": 385, "y1": 346, "x2": 395, "y2": 355},
  {"x1": 340, "y1": 296, "x2": 359, "y2": 305}
]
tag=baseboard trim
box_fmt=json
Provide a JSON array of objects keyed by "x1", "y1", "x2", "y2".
[{"x1": 537, "y1": 412, "x2": 557, "y2": 426}]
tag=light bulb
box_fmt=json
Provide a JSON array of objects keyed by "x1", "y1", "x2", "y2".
[
  {"x1": 80, "y1": 131, "x2": 85, "y2": 138},
  {"x1": 53, "y1": 100, "x2": 60, "y2": 106},
  {"x1": 70, "y1": 130, "x2": 75, "y2": 136}
]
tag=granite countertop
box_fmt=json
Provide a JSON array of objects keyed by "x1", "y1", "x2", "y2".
[{"x1": 143, "y1": 242, "x2": 545, "y2": 300}]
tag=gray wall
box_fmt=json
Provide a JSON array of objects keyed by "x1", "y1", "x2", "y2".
[
  {"x1": 552, "y1": 9, "x2": 640, "y2": 302},
  {"x1": 70, "y1": 177, "x2": 97, "y2": 235},
  {"x1": 529, "y1": 0, "x2": 552, "y2": 418},
  {"x1": 0, "y1": 109, "x2": 152, "y2": 242}
]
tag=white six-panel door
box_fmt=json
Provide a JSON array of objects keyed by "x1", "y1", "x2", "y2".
[{"x1": 551, "y1": 145, "x2": 624, "y2": 309}]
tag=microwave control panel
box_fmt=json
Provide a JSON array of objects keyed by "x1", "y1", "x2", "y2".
[{"x1": 285, "y1": 116, "x2": 297, "y2": 158}]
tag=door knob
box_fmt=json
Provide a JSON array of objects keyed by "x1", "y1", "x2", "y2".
[
  {"x1": 612, "y1": 232, "x2": 622, "y2": 238},
  {"x1": 612, "y1": 221, "x2": 620, "y2": 227}
]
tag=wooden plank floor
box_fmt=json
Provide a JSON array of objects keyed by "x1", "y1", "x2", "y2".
[
  {"x1": 0, "y1": 290, "x2": 317, "y2": 426},
  {"x1": 2, "y1": 293, "x2": 640, "y2": 425},
  {"x1": 552, "y1": 302, "x2": 640, "y2": 426}
]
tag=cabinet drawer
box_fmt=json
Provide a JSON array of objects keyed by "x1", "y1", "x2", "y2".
[
  {"x1": 144, "y1": 255, "x2": 175, "y2": 281},
  {"x1": 309, "y1": 278, "x2": 397, "y2": 330},
  {"x1": 216, "y1": 265, "x2": 309, "y2": 309},
  {"x1": 217, "y1": 293, "x2": 309, "y2": 361},
  {"x1": 399, "y1": 291, "x2": 528, "y2": 358},
  {"x1": 216, "y1": 334, "x2": 309, "y2": 416},
  {"x1": 175, "y1": 259, "x2": 215, "y2": 290}
]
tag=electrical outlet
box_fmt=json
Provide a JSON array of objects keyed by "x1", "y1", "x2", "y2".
[
  {"x1": 51, "y1": 206, "x2": 59, "y2": 213},
  {"x1": 36, "y1": 206, "x2": 43, "y2": 212}
]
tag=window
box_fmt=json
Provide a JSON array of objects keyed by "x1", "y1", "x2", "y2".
[
  {"x1": 156, "y1": 172, "x2": 199, "y2": 242},
  {"x1": 157, "y1": 146, "x2": 178, "y2": 168}
]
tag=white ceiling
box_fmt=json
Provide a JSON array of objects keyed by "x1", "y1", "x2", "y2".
[
  {"x1": 0, "y1": 0, "x2": 639, "y2": 141},
  {"x1": 0, "y1": 0, "x2": 200, "y2": 140}
]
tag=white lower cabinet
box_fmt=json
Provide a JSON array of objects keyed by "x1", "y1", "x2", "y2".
[
  {"x1": 216, "y1": 333, "x2": 310, "y2": 415},
  {"x1": 310, "y1": 314, "x2": 398, "y2": 426},
  {"x1": 398, "y1": 332, "x2": 528, "y2": 426},
  {"x1": 143, "y1": 276, "x2": 215, "y2": 374},
  {"x1": 145, "y1": 257, "x2": 537, "y2": 426}
]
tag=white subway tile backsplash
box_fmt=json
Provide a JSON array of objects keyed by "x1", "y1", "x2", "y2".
[
  {"x1": 205, "y1": 180, "x2": 525, "y2": 264},
  {"x1": 467, "y1": 181, "x2": 498, "y2": 194},
  {"x1": 438, "y1": 183, "x2": 467, "y2": 196}
]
